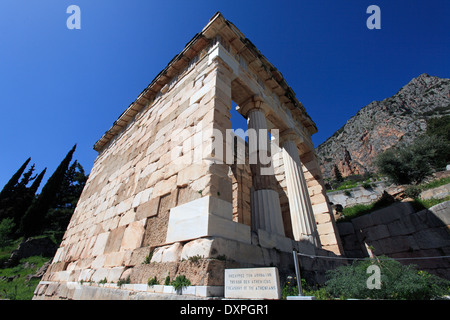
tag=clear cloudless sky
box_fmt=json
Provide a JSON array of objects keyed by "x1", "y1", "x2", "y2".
[{"x1": 0, "y1": 0, "x2": 449, "y2": 189}]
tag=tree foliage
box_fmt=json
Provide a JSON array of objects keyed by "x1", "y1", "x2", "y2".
[
  {"x1": 376, "y1": 134, "x2": 450, "y2": 185},
  {"x1": 20, "y1": 145, "x2": 77, "y2": 238},
  {"x1": 426, "y1": 115, "x2": 450, "y2": 143},
  {"x1": 45, "y1": 160, "x2": 87, "y2": 235},
  {"x1": 0, "y1": 158, "x2": 31, "y2": 221},
  {"x1": 325, "y1": 257, "x2": 450, "y2": 300},
  {"x1": 333, "y1": 165, "x2": 344, "y2": 183},
  {"x1": 0, "y1": 144, "x2": 87, "y2": 247}
]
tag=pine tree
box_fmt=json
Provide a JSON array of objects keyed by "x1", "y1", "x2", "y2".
[
  {"x1": 20, "y1": 145, "x2": 77, "y2": 238},
  {"x1": 0, "y1": 158, "x2": 31, "y2": 220}
]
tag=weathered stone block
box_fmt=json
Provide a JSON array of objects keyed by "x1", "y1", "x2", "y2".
[
  {"x1": 319, "y1": 233, "x2": 338, "y2": 247},
  {"x1": 91, "y1": 232, "x2": 110, "y2": 257},
  {"x1": 429, "y1": 201, "x2": 450, "y2": 226},
  {"x1": 257, "y1": 229, "x2": 292, "y2": 252},
  {"x1": 413, "y1": 229, "x2": 450, "y2": 250},
  {"x1": 135, "y1": 198, "x2": 160, "y2": 220},
  {"x1": 373, "y1": 235, "x2": 419, "y2": 255},
  {"x1": 128, "y1": 246, "x2": 152, "y2": 266},
  {"x1": 387, "y1": 219, "x2": 416, "y2": 236},
  {"x1": 370, "y1": 202, "x2": 414, "y2": 225},
  {"x1": 120, "y1": 221, "x2": 145, "y2": 251},
  {"x1": 104, "y1": 226, "x2": 126, "y2": 254},
  {"x1": 352, "y1": 214, "x2": 374, "y2": 230},
  {"x1": 364, "y1": 224, "x2": 390, "y2": 241},
  {"x1": 317, "y1": 222, "x2": 335, "y2": 236},
  {"x1": 161, "y1": 242, "x2": 183, "y2": 262},
  {"x1": 91, "y1": 268, "x2": 110, "y2": 283},
  {"x1": 142, "y1": 191, "x2": 177, "y2": 248},
  {"x1": 152, "y1": 175, "x2": 177, "y2": 198},
  {"x1": 337, "y1": 222, "x2": 354, "y2": 236},
  {"x1": 166, "y1": 196, "x2": 246, "y2": 244},
  {"x1": 104, "y1": 251, "x2": 128, "y2": 267}
]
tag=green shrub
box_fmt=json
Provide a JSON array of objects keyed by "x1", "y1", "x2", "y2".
[
  {"x1": 147, "y1": 276, "x2": 159, "y2": 286},
  {"x1": 281, "y1": 277, "x2": 332, "y2": 300},
  {"x1": 0, "y1": 218, "x2": 15, "y2": 248},
  {"x1": 143, "y1": 251, "x2": 153, "y2": 264},
  {"x1": 117, "y1": 276, "x2": 130, "y2": 287},
  {"x1": 376, "y1": 135, "x2": 450, "y2": 185},
  {"x1": 188, "y1": 255, "x2": 203, "y2": 263},
  {"x1": 171, "y1": 275, "x2": 191, "y2": 293},
  {"x1": 215, "y1": 255, "x2": 227, "y2": 261},
  {"x1": 325, "y1": 257, "x2": 450, "y2": 300},
  {"x1": 362, "y1": 182, "x2": 373, "y2": 190},
  {"x1": 404, "y1": 185, "x2": 421, "y2": 199},
  {"x1": 164, "y1": 275, "x2": 171, "y2": 285}
]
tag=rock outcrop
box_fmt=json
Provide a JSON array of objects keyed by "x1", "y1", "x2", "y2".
[{"x1": 316, "y1": 73, "x2": 450, "y2": 179}]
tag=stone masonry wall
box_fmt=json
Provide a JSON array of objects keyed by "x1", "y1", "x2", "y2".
[
  {"x1": 338, "y1": 201, "x2": 450, "y2": 280},
  {"x1": 42, "y1": 47, "x2": 234, "y2": 287},
  {"x1": 327, "y1": 181, "x2": 388, "y2": 208}
]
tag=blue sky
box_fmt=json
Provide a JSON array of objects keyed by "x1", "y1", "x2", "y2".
[{"x1": 0, "y1": 0, "x2": 449, "y2": 188}]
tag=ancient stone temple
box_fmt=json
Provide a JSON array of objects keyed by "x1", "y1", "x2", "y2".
[{"x1": 34, "y1": 12, "x2": 343, "y2": 300}]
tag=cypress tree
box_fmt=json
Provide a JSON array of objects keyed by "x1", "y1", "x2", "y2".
[
  {"x1": 0, "y1": 158, "x2": 31, "y2": 220},
  {"x1": 21, "y1": 145, "x2": 76, "y2": 238},
  {"x1": 46, "y1": 161, "x2": 87, "y2": 236},
  {"x1": 334, "y1": 164, "x2": 344, "y2": 183},
  {"x1": 12, "y1": 168, "x2": 46, "y2": 233},
  {"x1": 29, "y1": 168, "x2": 47, "y2": 195}
]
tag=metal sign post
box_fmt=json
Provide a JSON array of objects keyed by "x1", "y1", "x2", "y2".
[
  {"x1": 292, "y1": 250, "x2": 303, "y2": 296},
  {"x1": 287, "y1": 250, "x2": 316, "y2": 300}
]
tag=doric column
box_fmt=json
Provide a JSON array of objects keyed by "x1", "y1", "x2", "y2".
[
  {"x1": 281, "y1": 132, "x2": 319, "y2": 246},
  {"x1": 240, "y1": 96, "x2": 285, "y2": 236}
]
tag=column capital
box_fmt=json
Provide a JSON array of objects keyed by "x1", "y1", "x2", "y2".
[
  {"x1": 279, "y1": 128, "x2": 303, "y2": 147},
  {"x1": 237, "y1": 95, "x2": 270, "y2": 118}
]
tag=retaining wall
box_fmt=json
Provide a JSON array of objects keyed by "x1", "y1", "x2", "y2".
[{"x1": 337, "y1": 201, "x2": 450, "y2": 280}]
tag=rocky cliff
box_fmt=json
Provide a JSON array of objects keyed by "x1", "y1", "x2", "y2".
[{"x1": 316, "y1": 73, "x2": 450, "y2": 180}]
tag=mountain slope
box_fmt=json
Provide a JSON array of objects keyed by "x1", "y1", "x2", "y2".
[{"x1": 316, "y1": 73, "x2": 450, "y2": 180}]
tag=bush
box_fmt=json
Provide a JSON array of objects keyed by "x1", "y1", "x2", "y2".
[
  {"x1": 404, "y1": 185, "x2": 421, "y2": 199},
  {"x1": 426, "y1": 115, "x2": 450, "y2": 143},
  {"x1": 362, "y1": 182, "x2": 373, "y2": 190},
  {"x1": 376, "y1": 135, "x2": 450, "y2": 185},
  {"x1": 171, "y1": 275, "x2": 191, "y2": 293},
  {"x1": 325, "y1": 257, "x2": 450, "y2": 300},
  {"x1": 281, "y1": 277, "x2": 332, "y2": 300},
  {"x1": 0, "y1": 218, "x2": 15, "y2": 248},
  {"x1": 147, "y1": 276, "x2": 159, "y2": 286},
  {"x1": 117, "y1": 276, "x2": 130, "y2": 287}
]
